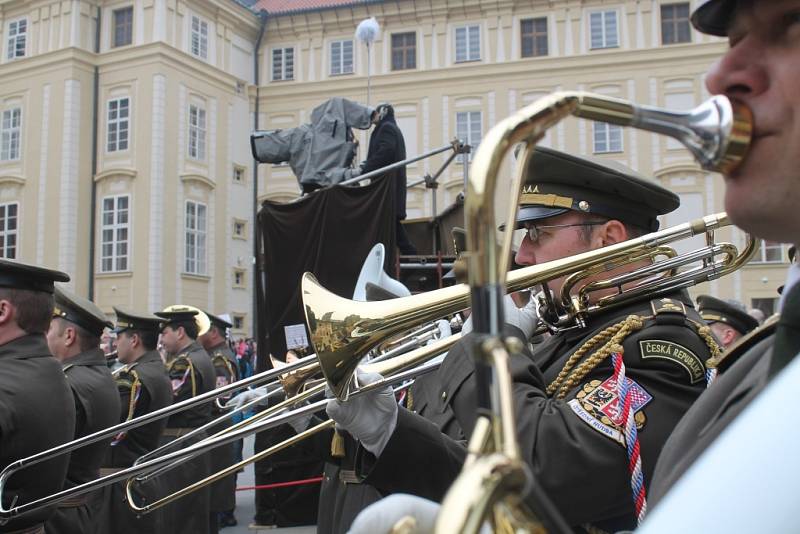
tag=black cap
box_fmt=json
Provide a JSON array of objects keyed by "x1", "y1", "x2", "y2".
[
  {"x1": 0, "y1": 259, "x2": 70, "y2": 294},
  {"x1": 155, "y1": 307, "x2": 198, "y2": 330},
  {"x1": 691, "y1": 0, "x2": 737, "y2": 37},
  {"x1": 53, "y1": 287, "x2": 113, "y2": 337},
  {"x1": 697, "y1": 295, "x2": 759, "y2": 335},
  {"x1": 112, "y1": 307, "x2": 162, "y2": 334},
  {"x1": 512, "y1": 147, "x2": 679, "y2": 232},
  {"x1": 205, "y1": 311, "x2": 232, "y2": 330}
]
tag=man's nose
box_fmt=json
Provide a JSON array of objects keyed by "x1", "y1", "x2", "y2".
[
  {"x1": 705, "y1": 36, "x2": 769, "y2": 99},
  {"x1": 515, "y1": 236, "x2": 537, "y2": 266}
]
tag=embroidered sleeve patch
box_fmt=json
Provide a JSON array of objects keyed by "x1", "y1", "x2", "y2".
[
  {"x1": 568, "y1": 377, "x2": 652, "y2": 446},
  {"x1": 639, "y1": 340, "x2": 704, "y2": 384}
]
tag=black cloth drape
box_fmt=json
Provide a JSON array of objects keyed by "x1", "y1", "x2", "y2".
[{"x1": 257, "y1": 175, "x2": 397, "y2": 364}]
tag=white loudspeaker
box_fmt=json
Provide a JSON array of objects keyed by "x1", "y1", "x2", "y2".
[{"x1": 353, "y1": 243, "x2": 411, "y2": 301}]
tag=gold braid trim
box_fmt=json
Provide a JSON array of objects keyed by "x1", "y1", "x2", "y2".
[
  {"x1": 547, "y1": 315, "x2": 646, "y2": 400},
  {"x1": 124, "y1": 370, "x2": 142, "y2": 422},
  {"x1": 688, "y1": 318, "x2": 723, "y2": 370}
]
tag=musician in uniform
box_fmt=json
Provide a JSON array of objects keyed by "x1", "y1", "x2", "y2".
[
  {"x1": 644, "y1": 0, "x2": 800, "y2": 511},
  {"x1": 696, "y1": 295, "x2": 758, "y2": 348},
  {"x1": 155, "y1": 307, "x2": 217, "y2": 534},
  {"x1": 45, "y1": 288, "x2": 120, "y2": 533},
  {"x1": 199, "y1": 312, "x2": 239, "y2": 529},
  {"x1": 90, "y1": 308, "x2": 172, "y2": 534},
  {"x1": 0, "y1": 260, "x2": 75, "y2": 534},
  {"x1": 330, "y1": 147, "x2": 724, "y2": 532}
]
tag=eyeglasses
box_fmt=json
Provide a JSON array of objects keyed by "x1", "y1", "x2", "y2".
[{"x1": 524, "y1": 221, "x2": 607, "y2": 243}]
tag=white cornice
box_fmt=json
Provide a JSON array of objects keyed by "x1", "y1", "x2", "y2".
[
  {"x1": 654, "y1": 162, "x2": 703, "y2": 177},
  {"x1": 94, "y1": 168, "x2": 137, "y2": 182},
  {"x1": 180, "y1": 173, "x2": 216, "y2": 189},
  {"x1": 0, "y1": 175, "x2": 25, "y2": 186}
]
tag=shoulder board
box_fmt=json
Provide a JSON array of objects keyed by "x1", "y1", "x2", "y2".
[
  {"x1": 712, "y1": 314, "x2": 779, "y2": 373},
  {"x1": 62, "y1": 363, "x2": 74, "y2": 373},
  {"x1": 127, "y1": 361, "x2": 140, "y2": 371},
  {"x1": 650, "y1": 297, "x2": 687, "y2": 316}
]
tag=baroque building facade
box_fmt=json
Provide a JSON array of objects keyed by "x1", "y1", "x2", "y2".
[{"x1": 0, "y1": 0, "x2": 791, "y2": 337}]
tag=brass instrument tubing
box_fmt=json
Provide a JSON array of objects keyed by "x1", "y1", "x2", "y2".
[
  {"x1": 126, "y1": 358, "x2": 446, "y2": 514},
  {"x1": 0, "y1": 353, "x2": 318, "y2": 522}
]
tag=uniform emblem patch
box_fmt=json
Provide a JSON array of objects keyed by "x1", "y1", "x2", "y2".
[
  {"x1": 568, "y1": 377, "x2": 652, "y2": 446},
  {"x1": 639, "y1": 339, "x2": 704, "y2": 384}
]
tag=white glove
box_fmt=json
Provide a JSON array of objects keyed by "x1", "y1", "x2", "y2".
[
  {"x1": 425, "y1": 319, "x2": 452, "y2": 346},
  {"x1": 326, "y1": 369, "x2": 398, "y2": 457},
  {"x1": 348, "y1": 494, "x2": 491, "y2": 534},
  {"x1": 224, "y1": 386, "x2": 269, "y2": 410},
  {"x1": 460, "y1": 294, "x2": 539, "y2": 339},
  {"x1": 287, "y1": 401, "x2": 313, "y2": 434}
]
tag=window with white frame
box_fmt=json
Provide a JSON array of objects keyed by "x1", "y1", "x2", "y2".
[
  {"x1": 107, "y1": 97, "x2": 130, "y2": 152},
  {"x1": 593, "y1": 121, "x2": 623, "y2": 153},
  {"x1": 6, "y1": 19, "x2": 27, "y2": 60},
  {"x1": 661, "y1": 3, "x2": 692, "y2": 45},
  {"x1": 589, "y1": 10, "x2": 619, "y2": 49},
  {"x1": 752, "y1": 239, "x2": 788, "y2": 264},
  {"x1": 190, "y1": 15, "x2": 208, "y2": 60},
  {"x1": 112, "y1": 7, "x2": 133, "y2": 48},
  {"x1": 521, "y1": 17, "x2": 548, "y2": 58},
  {"x1": 188, "y1": 104, "x2": 206, "y2": 160},
  {"x1": 330, "y1": 39, "x2": 354, "y2": 75},
  {"x1": 0, "y1": 203, "x2": 18, "y2": 259},
  {"x1": 455, "y1": 25, "x2": 481, "y2": 63},
  {"x1": 391, "y1": 32, "x2": 416, "y2": 70},
  {"x1": 233, "y1": 165, "x2": 245, "y2": 183},
  {"x1": 1, "y1": 108, "x2": 21, "y2": 161},
  {"x1": 233, "y1": 268, "x2": 246, "y2": 288},
  {"x1": 185, "y1": 200, "x2": 207, "y2": 275},
  {"x1": 232, "y1": 314, "x2": 245, "y2": 330},
  {"x1": 100, "y1": 195, "x2": 129, "y2": 272},
  {"x1": 272, "y1": 47, "x2": 294, "y2": 81},
  {"x1": 456, "y1": 111, "x2": 482, "y2": 161}
]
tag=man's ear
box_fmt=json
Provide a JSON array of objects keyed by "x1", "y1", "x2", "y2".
[
  {"x1": 64, "y1": 325, "x2": 78, "y2": 348},
  {"x1": 596, "y1": 219, "x2": 629, "y2": 247},
  {"x1": 0, "y1": 299, "x2": 14, "y2": 327}
]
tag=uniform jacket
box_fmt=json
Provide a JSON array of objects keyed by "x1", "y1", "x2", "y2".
[
  {"x1": 0, "y1": 334, "x2": 76, "y2": 532},
  {"x1": 166, "y1": 341, "x2": 216, "y2": 428},
  {"x1": 361, "y1": 114, "x2": 407, "y2": 219},
  {"x1": 359, "y1": 290, "x2": 713, "y2": 531},
  {"x1": 648, "y1": 323, "x2": 776, "y2": 505},
  {"x1": 61, "y1": 348, "x2": 121, "y2": 487},
  {"x1": 108, "y1": 350, "x2": 173, "y2": 467},
  {"x1": 208, "y1": 342, "x2": 239, "y2": 513}
]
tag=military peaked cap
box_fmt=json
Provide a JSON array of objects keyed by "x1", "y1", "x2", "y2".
[
  {"x1": 697, "y1": 294, "x2": 759, "y2": 336},
  {"x1": 112, "y1": 307, "x2": 162, "y2": 334},
  {"x1": 515, "y1": 147, "x2": 679, "y2": 232},
  {"x1": 53, "y1": 287, "x2": 113, "y2": 337},
  {"x1": 0, "y1": 258, "x2": 69, "y2": 294},
  {"x1": 691, "y1": 0, "x2": 738, "y2": 36},
  {"x1": 205, "y1": 311, "x2": 232, "y2": 330},
  {"x1": 155, "y1": 307, "x2": 198, "y2": 330}
]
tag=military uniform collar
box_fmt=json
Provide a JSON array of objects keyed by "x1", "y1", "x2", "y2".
[
  {"x1": 0, "y1": 333, "x2": 50, "y2": 360},
  {"x1": 208, "y1": 342, "x2": 228, "y2": 352},
  {"x1": 61, "y1": 347, "x2": 106, "y2": 368},
  {"x1": 128, "y1": 350, "x2": 163, "y2": 369}
]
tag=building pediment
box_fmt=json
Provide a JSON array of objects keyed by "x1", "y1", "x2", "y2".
[
  {"x1": 94, "y1": 168, "x2": 137, "y2": 182},
  {"x1": 180, "y1": 173, "x2": 216, "y2": 189}
]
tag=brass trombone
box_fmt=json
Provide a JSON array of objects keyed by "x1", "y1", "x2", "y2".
[{"x1": 124, "y1": 333, "x2": 461, "y2": 514}]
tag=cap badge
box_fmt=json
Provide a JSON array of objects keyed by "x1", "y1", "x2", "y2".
[{"x1": 578, "y1": 200, "x2": 590, "y2": 212}]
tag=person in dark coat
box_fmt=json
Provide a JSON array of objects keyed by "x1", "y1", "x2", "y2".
[
  {"x1": 90, "y1": 308, "x2": 173, "y2": 534},
  {"x1": 199, "y1": 312, "x2": 240, "y2": 529},
  {"x1": 328, "y1": 148, "x2": 724, "y2": 532},
  {"x1": 0, "y1": 260, "x2": 76, "y2": 534},
  {"x1": 154, "y1": 307, "x2": 218, "y2": 534},
  {"x1": 360, "y1": 103, "x2": 417, "y2": 255},
  {"x1": 45, "y1": 288, "x2": 120, "y2": 534},
  {"x1": 641, "y1": 0, "x2": 800, "y2": 521}
]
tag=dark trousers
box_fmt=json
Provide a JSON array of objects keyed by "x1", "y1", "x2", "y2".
[{"x1": 396, "y1": 219, "x2": 417, "y2": 255}]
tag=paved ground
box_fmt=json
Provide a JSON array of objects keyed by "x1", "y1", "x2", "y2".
[{"x1": 223, "y1": 436, "x2": 316, "y2": 534}]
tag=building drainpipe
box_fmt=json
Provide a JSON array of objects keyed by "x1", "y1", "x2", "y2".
[
  {"x1": 88, "y1": 6, "x2": 101, "y2": 300},
  {"x1": 252, "y1": 11, "x2": 268, "y2": 343}
]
